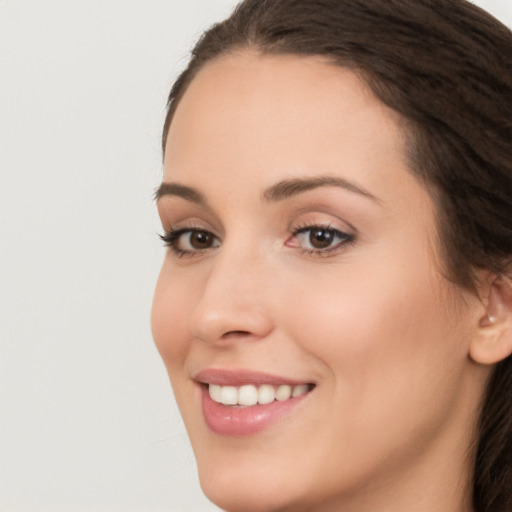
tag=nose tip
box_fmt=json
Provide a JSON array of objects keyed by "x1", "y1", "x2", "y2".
[
  {"x1": 191, "y1": 301, "x2": 273, "y2": 346},
  {"x1": 189, "y1": 258, "x2": 274, "y2": 346}
]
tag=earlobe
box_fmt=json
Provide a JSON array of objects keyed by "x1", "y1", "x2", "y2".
[{"x1": 470, "y1": 274, "x2": 512, "y2": 365}]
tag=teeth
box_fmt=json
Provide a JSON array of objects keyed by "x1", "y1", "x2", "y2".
[
  {"x1": 258, "y1": 384, "x2": 275, "y2": 404},
  {"x1": 220, "y1": 385, "x2": 238, "y2": 405},
  {"x1": 209, "y1": 384, "x2": 222, "y2": 402},
  {"x1": 275, "y1": 384, "x2": 292, "y2": 401},
  {"x1": 208, "y1": 383, "x2": 310, "y2": 406},
  {"x1": 238, "y1": 384, "x2": 258, "y2": 406},
  {"x1": 292, "y1": 384, "x2": 309, "y2": 397}
]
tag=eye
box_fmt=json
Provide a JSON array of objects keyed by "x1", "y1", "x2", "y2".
[
  {"x1": 287, "y1": 225, "x2": 354, "y2": 254},
  {"x1": 159, "y1": 228, "x2": 220, "y2": 256}
]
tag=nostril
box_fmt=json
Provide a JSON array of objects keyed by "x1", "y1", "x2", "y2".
[
  {"x1": 191, "y1": 300, "x2": 274, "y2": 345},
  {"x1": 222, "y1": 330, "x2": 252, "y2": 338}
]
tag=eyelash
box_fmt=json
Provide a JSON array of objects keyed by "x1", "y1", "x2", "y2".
[
  {"x1": 289, "y1": 223, "x2": 355, "y2": 256},
  {"x1": 159, "y1": 224, "x2": 355, "y2": 258},
  {"x1": 159, "y1": 226, "x2": 218, "y2": 258}
]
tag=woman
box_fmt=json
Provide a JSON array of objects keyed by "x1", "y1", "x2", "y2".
[{"x1": 152, "y1": 1, "x2": 512, "y2": 511}]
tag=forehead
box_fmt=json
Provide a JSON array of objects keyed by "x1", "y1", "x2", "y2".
[
  {"x1": 162, "y1": 51, "x2": 431, "y2": 230},
  {"x1": 165, "y1": 52, "x2": 406, "y2": 173}
]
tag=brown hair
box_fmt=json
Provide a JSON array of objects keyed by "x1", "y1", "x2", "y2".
[{"x1": 162, "y1": 1, "x2": 512, "y2": 510}]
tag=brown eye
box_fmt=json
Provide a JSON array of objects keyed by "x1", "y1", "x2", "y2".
[
  {"x1": 289, "y1": 225, "x2": 354, "y2": 254},
  {"x1": 309, "y1": 228, "x2": 335, "y2": 249},
  {"x1": 160, "y1": 228, "x2": 221, "y2": 255},
  {"x1": 189, "y1": 230, "x2": 215, "y2": 249}
]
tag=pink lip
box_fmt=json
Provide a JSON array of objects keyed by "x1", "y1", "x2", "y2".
[
  {"x1": 194, "y1": 368, "x2": 313, "y2": 436},
  {"x1": 194, "y1": 368, "x2": 310, "y2": 387}
]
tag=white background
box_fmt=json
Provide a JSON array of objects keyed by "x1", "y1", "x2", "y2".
[{"x1": 1, "y1": 1, "x2": 511, "y2": 511}]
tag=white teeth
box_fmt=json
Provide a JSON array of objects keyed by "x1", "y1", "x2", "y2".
[
  {"x1": 258, "y1": 384, "x2": 275, "y2": 404},
  {"x1": 275, "y1": 384, "x2": 292, "y2": 401},
  {"x1": 220, "y1": 385, "x2": 238, "y2": 405},
  {"x1": 209, "y1": 384, "x2": 222, "y2": 402},
  {"x1": 292, "y1": 384, "x2": 309, "y2": 397},
  {"x1": 238, "y1": 384, "x2": 258, "y2": 406},
  {"x1": 208, "y1": 383, "x2": 311, "y2": 406}
]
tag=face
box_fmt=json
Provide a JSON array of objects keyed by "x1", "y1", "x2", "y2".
[{"x1": 152, "y1": 53, "x2": 487, "y2": 512}]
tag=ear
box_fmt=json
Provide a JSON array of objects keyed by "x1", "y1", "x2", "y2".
[{"x1": 470, "y1": 274, "x2": 512, "y2": 365}]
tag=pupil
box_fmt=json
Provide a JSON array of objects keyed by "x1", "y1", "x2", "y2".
[
  {"x1": 310, "y1": 229, "x2": 332, "y2": 248},
  {"x1": 191, "y1": 231, "x2": 211, "y2": 249}
]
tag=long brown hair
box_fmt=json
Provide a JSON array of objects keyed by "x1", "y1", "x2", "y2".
[{"x1": 162, "y1": 1, "x2": 512, "y2": 510}]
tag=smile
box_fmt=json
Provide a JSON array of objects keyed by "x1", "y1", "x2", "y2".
[
  {"x1": 208, "y1": 383, "x2": 310, "y2": 406},
  {"x1": 195, "y1": 369, "x2": 315, "y2": 436}
]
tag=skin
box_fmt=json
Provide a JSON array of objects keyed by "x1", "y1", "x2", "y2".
[{"x1": 152, "y1": 52, "x2": 492, "y2": 512}]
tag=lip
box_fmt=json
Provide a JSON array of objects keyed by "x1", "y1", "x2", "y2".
[
  {"x1": 194, "y1": 368, "x2": 312, "y2": 387},
  {"x1": 194, "y1": 368, "x2": 314, "y2": 436}
]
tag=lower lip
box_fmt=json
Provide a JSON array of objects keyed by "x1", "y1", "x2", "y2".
[{"x1": 200, "y1": 386, "x2": 310, "y2": 436}]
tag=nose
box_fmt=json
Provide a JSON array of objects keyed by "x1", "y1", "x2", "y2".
[{"x1": 189, "y1": 248, "x2": 274, "y2": 346}]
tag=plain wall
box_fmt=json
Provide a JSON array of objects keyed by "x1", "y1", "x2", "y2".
[{"x1": 1, "y1": 1, "x2": 511, "y2": 511}]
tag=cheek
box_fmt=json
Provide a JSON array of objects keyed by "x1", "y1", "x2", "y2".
[
  {"x1": 281, "y1": 259, "x2": 466, "y2": 427},
  {"x1": 151, "y1": 268, "x2": 191, "y2": 365},
  {"x1": 281, "y1": 254, "x2": 441, "y2": 351}
]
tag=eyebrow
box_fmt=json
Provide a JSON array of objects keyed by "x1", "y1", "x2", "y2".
[
  {"x1": 262, "y1": 176, "x2": 380, "y2": 203},
  {"x1": 154, "y1": 182, "x2": 207, "y2": 204},
  {"x1": 155, "y1": 175, "x2": 380, "y2": 205}
]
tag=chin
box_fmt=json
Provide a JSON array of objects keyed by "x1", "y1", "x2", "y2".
[
  {"x1": 197, "y1": 460, "x2": 309, "y2": 512},
  {"x1": 201, "y1": 484, "x2": 299, "y2": 512}
]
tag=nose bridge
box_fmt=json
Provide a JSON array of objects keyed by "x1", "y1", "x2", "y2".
[{"x1": 189, "y1": 240, "x2": 273, "y2": 345}]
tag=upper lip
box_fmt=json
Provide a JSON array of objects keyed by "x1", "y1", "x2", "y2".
[{"x1": 194, "y1": 368, "x2": 313, "y2": 387}]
